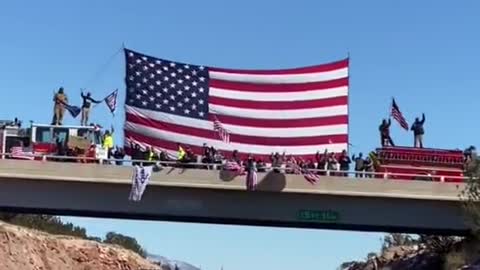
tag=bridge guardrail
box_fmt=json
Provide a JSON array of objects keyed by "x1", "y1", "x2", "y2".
[{"x1": 0, "y1": 152, "x2": 470, "y2": 182}]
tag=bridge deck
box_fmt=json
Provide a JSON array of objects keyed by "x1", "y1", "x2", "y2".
[
  {"x1": 0, "y1": 159, "x2": 470, "y2": 235},
  {"x1": 0, "y1": 159, "x2": 464, "y2": 201}
]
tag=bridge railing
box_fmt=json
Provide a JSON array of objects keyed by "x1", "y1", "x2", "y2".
[{"x1": 0, "y1": 152, "x2": 470, "y2": 182}]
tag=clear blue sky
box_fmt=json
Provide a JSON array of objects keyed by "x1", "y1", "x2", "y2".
[{"x1": 1, "y1": 0, "x2": 479, "y2": 269}]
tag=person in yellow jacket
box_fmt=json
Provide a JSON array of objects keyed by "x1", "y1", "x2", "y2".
[
  {"x1": 177, "y1": 143, "x2": 186, "y2": 161},
  {"x1": 103, "y1": 126, "x2": 115, "y2": 160}
]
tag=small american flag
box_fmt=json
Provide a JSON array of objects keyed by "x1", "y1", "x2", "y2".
[
  {"x1": 224, "y1": 161, "x2": 245, "y2": 174},
  {"x1": 291, "y1": 163, "x2": 319, "y2": 184},
  {"x1": 391, "y1": 98, "x2": 408, "y2": 130},
  {"x1": 10, "y1": 146, "x2": 34, "y2": 160},
  {"x1": 104, "y1": 89, "x2": 118, "y2": 114},
  {"x1": 213, "y1": 116, "x2": 230, "y2": 143}
]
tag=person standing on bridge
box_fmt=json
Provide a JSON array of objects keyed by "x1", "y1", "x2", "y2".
[
  {"x1": 80, "y1": 91, "x2": 101, "y2": 126},
  {"x1": 411, "y1": 113, "x2": 426, "y2": 148},
  {"x1": 270, "y1": 152, "x2": 285, "y2": 173},
  {"x1": 52, "y1": 87, "x2": 68, "y2": 125},
  {"x1": 338, "y1": 150, "x2": 351, "y2": 177},
  {"x1": 246, "y1": 154, "x2": 257, "y2": 191},
  {"x1": 352, "y1": 153, "x2": 365, "y2": 178},
  {"x1": 102, "y1": 126, "x2": 114, "y2": 162},
  {"x1": 379, "y1": 118, "x2": 395, "y2": 147},
  {"x1": 316, "y1": 149, "x2": 328, "y2": 175}
]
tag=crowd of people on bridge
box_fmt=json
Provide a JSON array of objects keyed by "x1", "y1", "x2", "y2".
[
  {"x1": 2, "y1": 87, "x2": 477, "y2": 182},
  {"x1": 121, "y1": 141, "x2": 381, "y2": 177}
]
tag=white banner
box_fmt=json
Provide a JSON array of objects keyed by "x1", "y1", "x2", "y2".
[{"x1": 129, "y1": 165, "x2": 153, "y2": 202}]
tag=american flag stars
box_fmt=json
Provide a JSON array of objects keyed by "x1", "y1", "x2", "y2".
[{"x1": 126, "y1": 50, "x2": 210, "y2": 120}]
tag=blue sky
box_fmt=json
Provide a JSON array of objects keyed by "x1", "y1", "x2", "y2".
[{"x1": 1, "y1": 0, "x2": 479, "y2": 269}]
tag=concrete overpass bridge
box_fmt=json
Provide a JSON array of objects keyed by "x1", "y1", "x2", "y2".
[{"x1": 0, "y1": 159, "x2": 470, "y2": 235}]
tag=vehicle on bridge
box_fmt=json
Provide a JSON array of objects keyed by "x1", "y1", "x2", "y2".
[
  {"x1": 30, "y1": 123, "x2": 107, "y2": 161},
  {"x1": 0, "y1": 121, "x2": 30, "y2": 159},
  {"x1": 374, "y1": 146, "x2": 465, "y2": 182},
  {"x1": 0, "y1": 122, "x2": 107, "y2": 161}
]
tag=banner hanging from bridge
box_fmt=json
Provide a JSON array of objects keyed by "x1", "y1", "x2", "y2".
[{"x1": 129, "y1": 165, "x2": 153, "y2": 202}]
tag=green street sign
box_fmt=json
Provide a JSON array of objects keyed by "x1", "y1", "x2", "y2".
[{"x1": 297, "y1": 209, "x2": 339, "y2": 223}]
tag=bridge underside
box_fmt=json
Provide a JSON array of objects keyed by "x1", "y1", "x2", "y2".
[{"x1": 0, "y1": 175, "x2": 470, "y2": 236}]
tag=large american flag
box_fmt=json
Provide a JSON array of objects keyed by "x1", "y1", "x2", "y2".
[{"x1": 124, "y1": 49, "x2": 349, "y2": 159}]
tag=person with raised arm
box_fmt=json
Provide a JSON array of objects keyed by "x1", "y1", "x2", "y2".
[
  {"x1": 80, "y1": 91, "x2": 101, "y2": 126},
  {"x1": 352, "y1": 152, "x2": 365, "y2": 178},
  {"x1": 379, "y1": 118, "x2": 395, "y2": 147},
  {"x1": 411, "y1": 113, "x2": 426, "y2": 148}
]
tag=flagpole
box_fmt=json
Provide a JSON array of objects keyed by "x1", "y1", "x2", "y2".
[{"x1": 387, "y1": 97, "x2": 393, "y2": 119}]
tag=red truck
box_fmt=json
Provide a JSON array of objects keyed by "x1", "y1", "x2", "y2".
[{"x1": 374, "y1": 146, "x2": 465, "y2": 182}]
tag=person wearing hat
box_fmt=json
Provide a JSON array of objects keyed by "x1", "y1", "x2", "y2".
[{"x1": 52, "y1": 87, "x2": 68, "y2": 125}]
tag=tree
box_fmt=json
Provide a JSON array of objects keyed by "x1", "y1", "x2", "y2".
[
  {"x1": 460, "y1": 156, "x2": 480, "y2": 233},
  {"x1": 103, "y1": 231, "x2": 147, "y2": 258},
  {"x1": 0, "y1": 213, "x2": 147, "y2": 258}
]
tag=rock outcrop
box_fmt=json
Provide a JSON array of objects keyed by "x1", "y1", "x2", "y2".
[
  {"x1": 342, "y1": 238, "x2": 480, "y2": 270},
  {"x1": 0, "y1": 221, "x2": 162, "y2": 270}
]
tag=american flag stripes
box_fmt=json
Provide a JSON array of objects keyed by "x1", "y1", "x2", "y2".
[
  {"x1": 124, "y1": 49, "x2": 349, "y2": 159},
  {"x1": 391, "y1": 98, "x2": 408, "y2": 130},
  {"x1": 105, "y1": 89, "x2": 118, "y2": 114}
]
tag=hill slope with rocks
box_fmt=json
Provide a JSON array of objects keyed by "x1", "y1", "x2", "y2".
[
  {"x1": 0, "y1": 221, "x2": 162, "y2": 270},
  {"x1": 339, "y1": 235, "x2": 480, "y2": 270}
]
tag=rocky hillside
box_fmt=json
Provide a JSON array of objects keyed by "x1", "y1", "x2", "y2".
[
  {"x1": 148, "y1": 254, "x2": 201, "y2": 270},
  {"x1": 340, "y1": 235, "x2": 480, "y2": 270},
  {"x1": 0, "y1": 221, "x2": 162, "y2": 270}
]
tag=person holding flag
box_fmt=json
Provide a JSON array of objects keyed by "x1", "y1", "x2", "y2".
[
  {"x1": 379, "y1": 118, "x2": 394, "y2": 147},
  {"x1": 80, "y1": 90, "x2": 102, "y2": 126},
  {"x1": 51, "y1": 87, "x2": 68, "y2": 125},
  {"x1": 52, "y1": 87, "x2": 82, "y2": 125}
]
